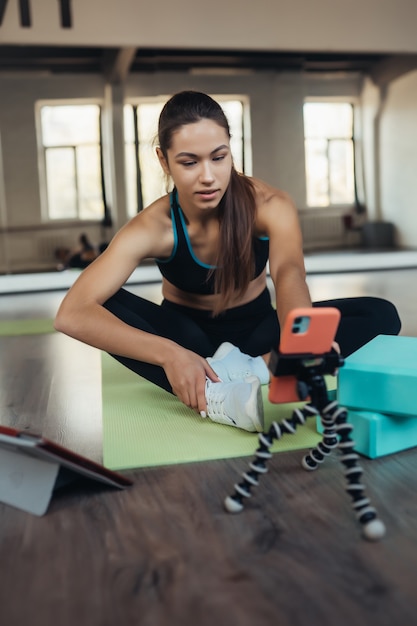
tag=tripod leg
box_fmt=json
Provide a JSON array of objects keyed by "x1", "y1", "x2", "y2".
[
  {"x1": 326, "y1": 403, "x2": 386, "y2": 541},
  {"x1": 224, "y1": 406, "x2": 312, "y2": 513},
  {"x1": 301, "y1": 400, "x2": 340, "y2": 471}
]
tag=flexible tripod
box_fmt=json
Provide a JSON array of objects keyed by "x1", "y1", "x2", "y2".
[{"x1": 224, "y1": 348, "x2": 386, "y2": 541}]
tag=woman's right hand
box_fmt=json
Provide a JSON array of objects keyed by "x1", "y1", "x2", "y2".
[{"x1": 163, "y1": 347, "x2": 220, "y2": 416}]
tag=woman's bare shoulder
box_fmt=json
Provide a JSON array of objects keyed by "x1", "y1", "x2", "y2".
[
  {"x1": 112, "y1": 194, "x2": 174, "y2": 259},
  {"x1": 129, "y1": 194, "x2": 172, "y2": 228},
  {"x1": 249, "y1": 179, "x2": 304, "y2": 267},
  {"x1": 249, "y1": 178, "x2": 297, "y2": 238},
  {"x1": 250, "y1": 177, "x2": 294, "y2": 209}
]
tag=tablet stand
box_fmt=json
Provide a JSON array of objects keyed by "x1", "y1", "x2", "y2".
[
  {"x1": 224, "y1": 348, "x2": 386, "y2": 541},
  {"x1": 0, "y1": 427, "x2": 132, "y2": 516}
]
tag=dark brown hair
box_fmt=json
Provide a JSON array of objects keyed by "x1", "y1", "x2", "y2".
[{"x1": 158, "y1": 91, "x2": 256, "y2": 314}]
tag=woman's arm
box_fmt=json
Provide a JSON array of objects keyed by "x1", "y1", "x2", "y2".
[
  {"x1": 254, "y1": 182, "x2": 312, "y2": 328},
  {"x1": 55, "y1": 206, "x2": 165, "y2": 361},
  {"x1": 258, "y1": 187, "x2": 342, "y2": 358},
  {"x1": 54, "y1": 201, "x2": 218, "y2": 413}
]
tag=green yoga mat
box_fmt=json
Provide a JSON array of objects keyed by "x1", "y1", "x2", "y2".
[
  {"x1": 102, "y1": 352, "x2": 332, "y2": 471},
  {"x1": 0, "y1": 318, "x2": 55, "y2": 336}
]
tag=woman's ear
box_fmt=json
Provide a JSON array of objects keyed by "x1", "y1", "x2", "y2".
[{"x1": 156, "y1": 147, "x2": 170, "y2": 175}]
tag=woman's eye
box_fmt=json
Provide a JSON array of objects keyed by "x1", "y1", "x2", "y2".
[
  {"x1": 182, "y1": 161, "x2": 196, "y2": 167},
  {"x1": 213, "y1": 155, "x2": 225, "y2": 162}
]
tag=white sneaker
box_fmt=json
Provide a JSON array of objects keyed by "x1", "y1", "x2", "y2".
[
  {"x1": 207, "y1": 342, "x2": 270, "y2": 385},
  {"x1": 204, "y1": 375, "x2": 264, "y2": 432}
]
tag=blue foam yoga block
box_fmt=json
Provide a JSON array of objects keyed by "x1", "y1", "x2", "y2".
[
  {"x1": 338, "y1": 335, "x2": 417, "y2": 417},
  {"x1": 317, "y1": 409, "x2": 417, "y2": 459}
]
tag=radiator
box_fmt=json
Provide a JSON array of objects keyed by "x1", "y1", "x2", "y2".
[
  {"x1": 37, "y1": 234, "x2": 73, "y2": 262},
  {"x1": 300, "y1": 214, "x2": 344, "y2": 248}
]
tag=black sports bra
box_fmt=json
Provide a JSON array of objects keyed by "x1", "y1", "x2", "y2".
[{"x1": 155, "y1": 192, "x2": 269, "y2": 295}]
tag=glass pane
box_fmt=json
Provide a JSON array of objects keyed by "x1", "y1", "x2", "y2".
[
  {"x1": 45, "y1": 148, "x2": 77, "y2": 219},
  {"x1": 76, "y1": 146, "x2": 104, "y2": 219},
  {"x1": 329, "y1": 140, "x2": 355, "y2": 204},
  {"x1": 139, "y1": 142, "x2": 166, "y2": 207},
  {"x1": 220, "y1": 100, "x2": 244, "y2": 172},
  {"x1": 41, "y1": 105, "x2": 100, "y2": 147},
  {"x1": 123, "y1": 104, "x2": 135, "y2": 144},
  {"x1": 137, "y1": 102, "x2": 167, "y2": 207},
  {"x1": 305, "y1": 139, "x2": 329, "y2": 207},
  {"x1": 304, "y1": 103, "x2": 353, "y2": 139},
  {"x1": 125, "y1": 143, "x2": 138, "y2": 218}
]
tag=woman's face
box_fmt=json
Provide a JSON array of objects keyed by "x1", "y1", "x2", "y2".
[{"x1": 157, "y1": 118, "x2": 233, "y2": 214}]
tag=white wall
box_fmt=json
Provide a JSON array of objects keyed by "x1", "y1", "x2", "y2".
[
  {"x1": 0, "y1": 73, "x2": 106, "y2": 271},
  {"x1": 0, "y1": 73, "x2": 105, "y2": 226},
  {"x1": 2, "y1": 63, "x2": 417, "y2": 272},
  {"x1": 360, "y1": 77, "x2": 380, "y2": 220},
  {"x1": 0, "y1": 68, "x2": 365, "y2": 271},
  {"x1": 124, "y1": 71, "x2": 313, "y2": 209},
  {"x1": 1, "y1": 0, "x2": 417, "y2": 52},
  {"x1": 380, "y1": 70, "x2": 417, "y2": 247},
  {"x1": 1, "y1": 0, "x2": 417, "y2": 271}
]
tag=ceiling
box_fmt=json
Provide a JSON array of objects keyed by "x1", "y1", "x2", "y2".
[
  {"x1": 0, "y1": 44, "x2": 390, "y2": 77},
  {"x1": 2, "y1": 45, "x2": 417, "y2": 88}
]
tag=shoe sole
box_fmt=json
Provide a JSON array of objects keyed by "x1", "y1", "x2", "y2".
[{"x1": 244, "y1": 376, "x2": 264, "y2": 432}]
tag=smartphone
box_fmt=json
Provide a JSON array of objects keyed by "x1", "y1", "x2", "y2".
[{"x1": 268, "y1": 307, "x2": 341, "y2": 404}]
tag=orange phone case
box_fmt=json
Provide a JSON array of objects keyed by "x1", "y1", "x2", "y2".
[
  {"x1": 268, "y1": 307, "x2": 341, "y2": 404},
  {"x1": 278, "y1": 307, "x2": 341, "y2": 355}
]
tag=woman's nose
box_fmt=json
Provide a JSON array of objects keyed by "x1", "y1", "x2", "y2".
[{"x1": 199, "y1": 161, "x2": 215, "y2": 182}]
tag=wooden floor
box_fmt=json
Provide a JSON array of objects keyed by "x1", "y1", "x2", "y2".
[{"x1": 1, "y1": 264, "x2": 417, "y2": 626}]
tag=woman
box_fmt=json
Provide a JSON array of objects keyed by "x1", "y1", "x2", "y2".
[{"x1": 55, "y1": 91, "x2": 401, "y2": 432}]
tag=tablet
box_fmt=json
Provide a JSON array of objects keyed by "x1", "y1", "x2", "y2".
[{"x1": 0, "y1": 425, "x2": 132, "y2": 515}]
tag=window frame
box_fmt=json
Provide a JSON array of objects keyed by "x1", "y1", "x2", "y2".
[
  {"x1": 303, "y1": 97, "x2": 359, "y2": 211},
  {"x1": 36, "y1": 99, "x2": 105, "y2": 223}
]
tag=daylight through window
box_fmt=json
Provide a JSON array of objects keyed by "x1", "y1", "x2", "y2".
[
  {"x1": 39, "y1": 104, "x2": 104, "y2": 220},
  {"x1": 303, "y1": 102, "x2": 355, "y2": 207}
]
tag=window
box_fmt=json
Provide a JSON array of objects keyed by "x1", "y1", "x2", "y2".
[
  {"x1": 303, "y1": 102, "x2": 355, "y2": 207},
  {"x1": 124, "y1": 100, "x2": 165, "y2": 217},
  {"x1": 38, "y1": 104, "x2": 104, "y2": 220},
  {"x1": 124, "y1": 96, "x2": 250, "y2": 218}
]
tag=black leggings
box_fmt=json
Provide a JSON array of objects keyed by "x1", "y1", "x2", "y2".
[{"x1": 103, "y1": 287, "x2": 401, "y2": 393}]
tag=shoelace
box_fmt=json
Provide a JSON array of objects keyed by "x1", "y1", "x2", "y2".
[{"x1": 206, "y1": 384, "x2": 237, "y2": 425}]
